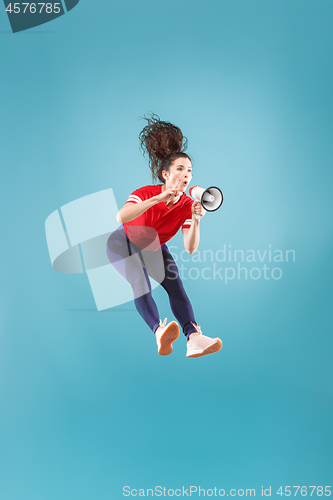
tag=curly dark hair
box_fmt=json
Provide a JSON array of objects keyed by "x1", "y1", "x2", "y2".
[{"x1": 139, "y1": 114, "x2": 191, "y2": 183}]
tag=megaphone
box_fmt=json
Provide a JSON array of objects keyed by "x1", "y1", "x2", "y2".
[{"x1": 189, "y1": 185, "x2": 223, "y2": 219}]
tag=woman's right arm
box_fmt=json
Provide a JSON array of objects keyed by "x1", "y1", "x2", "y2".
[
  {"x1": 116, "y1": 196, "x2": 160, "y2": 224},
  {"x1": 116, "y1": 182, "x2": 182, "y2": 224}
]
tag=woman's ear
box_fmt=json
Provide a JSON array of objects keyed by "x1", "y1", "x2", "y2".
[{"x1": 161, "y1": 170, "x2": 168, "y2": 181}]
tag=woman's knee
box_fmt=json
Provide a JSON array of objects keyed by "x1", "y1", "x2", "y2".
[{"x1": 161, "y1": 275, "x2": 185, "y2": 294}]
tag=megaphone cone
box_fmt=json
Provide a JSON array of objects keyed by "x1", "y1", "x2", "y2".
[{"x1": 189, "y1": 185, "x2": 224, "y2": 215}]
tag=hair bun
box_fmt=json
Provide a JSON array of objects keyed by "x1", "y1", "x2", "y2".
[
  {"x1": 139, "y1": 113, "x2": 188, "y2": 181},
  {"x1": 139, "y1": 114, "x2": 188, "y2": 158}
]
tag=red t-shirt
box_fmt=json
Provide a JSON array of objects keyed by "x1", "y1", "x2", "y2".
[{"x1": 123, "y1": 185, "x2": 193, "y2": 250}]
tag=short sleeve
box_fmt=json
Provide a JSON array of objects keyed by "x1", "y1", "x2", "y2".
[
  {"x1": 125, "y1": 187, "x2": 147, "y2": 204},
  {"x1": 182, "y1": 201, "x2": 193, "y2": 229}
]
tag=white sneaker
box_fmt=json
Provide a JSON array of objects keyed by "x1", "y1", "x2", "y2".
[
  {"x1": 186, "y1": 323, "x2": 222, "y2": 358},
  {"x1": 155, "y1": 318, "x2": 180, "y2": 356}
]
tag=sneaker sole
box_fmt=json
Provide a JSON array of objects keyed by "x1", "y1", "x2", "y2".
[
  {"x1": 186, "y1": 338, "x2": 222, "y2": 358},
  {"x1": 158, "y1": 322, "x2": 180, "y2": 356}
]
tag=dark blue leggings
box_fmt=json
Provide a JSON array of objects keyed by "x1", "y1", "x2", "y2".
[{"x1": 106, "y1": 225, "x2": 197, "y2": 338}]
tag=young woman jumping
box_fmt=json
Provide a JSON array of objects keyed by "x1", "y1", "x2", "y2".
[{"x1": 106, "y1": 115, "x2": 222, "y2": 358}]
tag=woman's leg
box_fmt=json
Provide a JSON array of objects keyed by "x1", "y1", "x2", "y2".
[
  {"x1": 144, "y1": 244, "x2": 222, "y2": 357},
  {"x1": 146, "y1": 244, "x2": 198, "y2": 339},
  {"x1": 106, "y1": 225, "x2": 160, "y2": 333}
]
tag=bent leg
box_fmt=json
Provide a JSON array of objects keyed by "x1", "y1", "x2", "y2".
[
  {"x1": 147, "y1": 244, "x2": 198, "y2": 339},
  {"x1": 106, "y1": 225, "x2": 160, "y2": 333}
]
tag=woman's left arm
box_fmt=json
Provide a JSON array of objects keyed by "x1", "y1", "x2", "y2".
[{"x1": 182, "y1": 202, "x2": 206, "y2": 254}]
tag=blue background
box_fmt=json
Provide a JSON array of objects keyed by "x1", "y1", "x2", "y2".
[{"x1": 1, "y1": 0, "x2": 332, "y2": 498}]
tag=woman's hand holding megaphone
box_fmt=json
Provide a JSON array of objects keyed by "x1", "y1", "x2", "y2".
[{"x1": 191, "y1": 201, "x2": 206, "y2": 220}]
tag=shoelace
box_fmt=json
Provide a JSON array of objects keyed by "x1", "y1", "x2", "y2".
[
  {"x1": 159, "y1": 318, "x2": 167, "y2": 328},
  {"x1": 188, "y1": 323, "x2": 202, "y2": 342}
]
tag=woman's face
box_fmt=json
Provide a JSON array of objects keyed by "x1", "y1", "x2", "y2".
[{"x1": 162, "y1": 157, "x2": 192, "y2": 192}]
